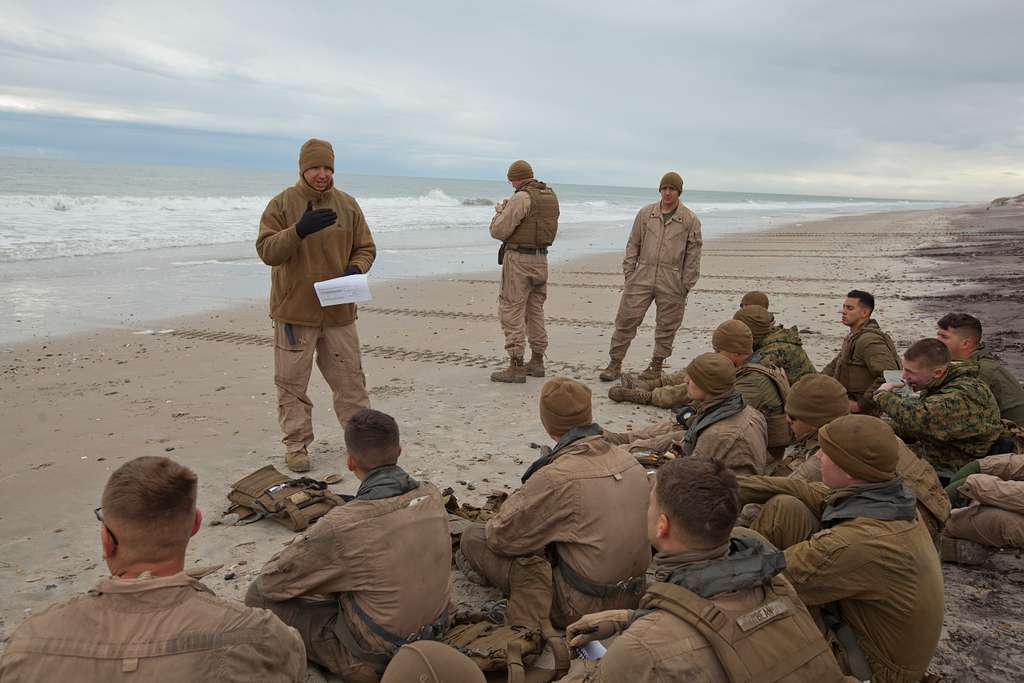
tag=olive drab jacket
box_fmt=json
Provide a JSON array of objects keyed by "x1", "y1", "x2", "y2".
[
  {"x1": 971, "y1": 343, "x2": 1024, "y2": 425},
  {"x1": 876, "y1": 361, "x2": 1004, "y2": 471},
  {"x1": 0, "y1": 573, "x2": 307, "y2": 682},
  {"x1": 562, "y1": 534, "x2": 852, "y2": 683},
  {"x1": 622, "y1": 202, "x2": 702, "y2": 293},
  {"x1": 757, "y1": 325, "x2": 818, "y2": 384},
  {"x1": 256, "y1": 178, "x2": 376, "y2": 327},
  {"x1": 738, "y1": 476, "x2": 944, "y2": 683},
  {"x1": 822, "y1": 319, "x2": 900, "y2": 412},
  {"x1": 736, "y1": 360, "x2": 792, "y2": 451},
  {"x1": 484, "y1": 434, "x2": 651, "y2": 627}
]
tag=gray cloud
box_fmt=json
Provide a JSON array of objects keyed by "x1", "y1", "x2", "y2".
[{"x1": 0, "y1": 0, "x2": 1021, "y2": 199}]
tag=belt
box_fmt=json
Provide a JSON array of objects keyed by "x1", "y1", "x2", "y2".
[
  {"x1": 555, "y1": 557, "x2": 646, "y2": 598},
  {"x1": 333, "y1": 597, "x2": 448, "y2": 673},
  {"x1": 507, "y1": 245, "x2": 548, "y2": 255}
]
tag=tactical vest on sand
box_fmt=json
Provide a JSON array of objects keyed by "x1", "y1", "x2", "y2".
[
  {"x1": 508, "y1": 181, "x2": 559, "y2": 247},
  {"x1": 739, "y1": 362, "x2": 793, "y2": 449},
  {"x1": 836, "y1": 324, "x2": 900, "y2": 396},
  {"x1": 640, "y1": 534, "x2": 850, "y2": 683}
]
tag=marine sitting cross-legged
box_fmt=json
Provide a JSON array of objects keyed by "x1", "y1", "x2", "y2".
[
  {"x1": 875, "y1": 337, "x2": 1004, "y2": 474},
  {"x1": 772, "y1": 373, "x2": 949, "y2": 539},
  {"x1": 456, "y1": 378, "x2": 651, "y2": 628},
  {"x1": 245, "y1": 409, "x2": 451, "y2": 682},
  {"x1": 0, "y1": 456, "x2": 306, "y2": 682},
  {"x1": 561, "y1": 457, "x2": 852, "y2": 683},
  {"x1": 733, "y1": 304, "x2": 817, "y2": 384},
  {"x1": 739, "y1": 415, "x2": 945, "y2": 683},
  {"x1": 605, "y1": 351, "x2": 770, "y2": 476}
]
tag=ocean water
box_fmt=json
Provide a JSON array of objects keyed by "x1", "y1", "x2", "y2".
[
  {"x1": 0, "y1": 158, "x2": 952, "y2": 264},
  {"x1": 0, "y1": 157, "x2": 955, "y2": 343}
]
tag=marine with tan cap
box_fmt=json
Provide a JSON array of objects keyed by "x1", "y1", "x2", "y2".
[
  {"x1": 733, "y1": 304, "x2": 816, "y2": 384},
  {"x1": 738, "y1": 415, "x2": 945, "y2": 683},
  {"x1": 456, "y1": 378, "x2": 650, "y2": 627},
  {"x1": 256, "y1": 138, "x2": 377, "y2": 472},
  {"x1": 488, "y1": 160, "x2": 560, "y2": 383},
  {"x1": 599, "y1": 171, "x2": 702, "y2": 383},
  {"x1": 607, "y1": 321, "x2": 786, "y2": 461},
  {"x1": 740, "y1": 290, "x2": 770, "y2": 309},
  {"x1": 0, "y1": 456, "x2": 306, "y2": 682},
  {"x1": 777, "y1": 373, "x2": 949, "y2": 538},
  {"x1": 561, "y1": 458, "x2": 851, "y2": 683}
]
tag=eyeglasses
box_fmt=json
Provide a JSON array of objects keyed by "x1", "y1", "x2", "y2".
[{"x1": 94, "y1": 507, "x2": 118, "y2": 546}]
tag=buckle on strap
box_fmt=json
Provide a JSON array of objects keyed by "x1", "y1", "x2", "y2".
[{"x1": 556, "y1": 558, "x2": 646, "y2": 598}]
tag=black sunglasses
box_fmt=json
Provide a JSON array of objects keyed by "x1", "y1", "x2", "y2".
[{"x1": 94, "y1": 507, "x2": 118, "y2": 546}]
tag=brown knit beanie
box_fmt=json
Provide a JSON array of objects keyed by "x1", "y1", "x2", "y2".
[
  {"x1": 299, "y1": 138, "x2": 334, "y2": 173},
  {"x1": 818, "y1": 415, "x2": 898, "y2": 483},
  {"x1": 539, "y1": 377, "x2": 593, "y2": 438},
  {"x1": 507, "y1": 160, "x2": 534, "y2": 182},
  {"x1": 686, "y1": 353, "x2": 736, "y2": 397},
  {"x1": 659, "y1": 171, "x2": 683, "y2": 193},
  {"x1": 712, "y1": 320, "x2": 753, "y2": 354},
  {"x1": 740, "y1": 291, "x2": 770, "y2": 309},
  {"x1": 733, "y1": 305, "x2": 774, "y2": 343},
  {"x1": 786, "y1": 374, "x2": 849, "y2": 428},
  {"x1": 382, "y1": 641, "x2": 485, "y2": 683}
]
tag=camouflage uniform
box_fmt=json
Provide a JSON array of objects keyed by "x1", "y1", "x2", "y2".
[
  {"x1": 648, "y1": 369, "x2": 690, "y2": 408},
  {"x1": 822, "y1": 319, "x2": 900, "y2": 413},
  {"x1": 971, "y1": 344, "x2": 1024, "y2": 425},
  {"x1": 756, "y1": 325, "x2": 817, "y2": 384},
  {"x1": 875, "y1": 361, "x2": 1003, "y2": 472}
]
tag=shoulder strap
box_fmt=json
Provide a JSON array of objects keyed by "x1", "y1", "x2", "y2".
[{"x1": 741, "y1": 363, "x2": 790, "y2": 400}]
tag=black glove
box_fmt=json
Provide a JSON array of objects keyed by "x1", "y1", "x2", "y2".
[
  {"x1": 343, "y1": 265, "x2": 362, "y2": 276},
  {"x1": 295, "y1": 201, "x2": 337, "y2": 238}
]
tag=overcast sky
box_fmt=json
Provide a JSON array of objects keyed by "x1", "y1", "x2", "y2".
[{"x1": 1, "y1": 1, "x2": 1021, "y2": 199}]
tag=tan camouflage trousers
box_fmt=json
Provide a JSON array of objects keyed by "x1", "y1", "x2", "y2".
[
  {"x1": 274, "y1": 321, "x2": 370, "y2": 454},
  {"x1": 608, "y1": 277, "x2": 688, "y2": 362},
  {"x1": 245, "y1": 582, "x2": 380, "y2": 682},
  {"x1": 498, "y1": 250, "x2": 548, "y2": 358}
]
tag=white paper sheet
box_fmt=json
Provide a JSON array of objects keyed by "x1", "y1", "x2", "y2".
[{"x1": 314, "y1": 273, "x2": 372, "y2": 306}]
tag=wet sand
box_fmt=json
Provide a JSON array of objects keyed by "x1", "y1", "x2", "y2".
[{"x1": 1, "y1": 204, "x2": 1022, "y2": 680}]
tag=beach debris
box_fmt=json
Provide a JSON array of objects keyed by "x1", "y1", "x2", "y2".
[{"x1": 185, "y1": 564, "x2": 224, "y2": 580}]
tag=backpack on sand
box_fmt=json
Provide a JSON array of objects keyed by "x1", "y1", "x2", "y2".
[{"x1": 226, "y1": 465, "x2": 346, "y2": 532}]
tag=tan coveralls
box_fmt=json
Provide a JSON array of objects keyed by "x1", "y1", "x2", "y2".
[
  {"x1": 0, "y1": 572, "x2": 306, "y2": 682},
  {"x1": 458, "y1": 434, "x2": 651, "y2": 628},
  {"x1": 257, "y1": 178, "x2": 376, "y2": 455},
  {"x1": 946, "y1": 453, "x2": 1024, "y2": 549},
  {"x1": 246, "y1": 482, "x2": 452, "y2": 681},
  {"x1": 489, "y1": 183, "x2": 558, "y2": 358},
  {"x1": 608, "y1": 201, "x2": 702, "y2": 363},
  {"x1": 739, "y1": 476, "x2": 945, "y2": 683}
]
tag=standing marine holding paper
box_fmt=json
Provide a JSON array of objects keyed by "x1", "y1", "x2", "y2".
[
  {"x1": 488, "y1": 159, "x2": 559, "y2": 383},
  {"x1": 256, "y1": 138, "x2": 376, "y2": 472}
]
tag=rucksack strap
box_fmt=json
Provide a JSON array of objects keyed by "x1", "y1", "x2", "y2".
[
  {"x1": 555, "y1": 557, "x2": 645, "y2": 598},
  {"x1": 820, "y1": 603, "x2": 873, "y2": 681}
]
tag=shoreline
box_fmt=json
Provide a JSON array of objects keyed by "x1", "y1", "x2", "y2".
[{"x1": 2, "y1": 202, "x2": 1023, "y2": 680}]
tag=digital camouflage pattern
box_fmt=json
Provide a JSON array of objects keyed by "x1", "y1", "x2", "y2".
[
  {"x1": 971, "y1": 343, "x2": 1024, "y2": 425},
  {"x1": 876, "y1": 361, "x2": 1003, "y2": 471},
  {"x1": 756, "y1": 325, "x2": 817, "y2": 384}
]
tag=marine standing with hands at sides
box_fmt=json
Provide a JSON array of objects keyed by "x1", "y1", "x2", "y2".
[
  {"x1": 600, "y1": 172, "x2": 702, "y2": 383},
  {"x1": 489, "y1": 160, "x2": 560, "y2": 383},
  {"x1": 256, "y1": 139, "x2": 377, "y2": 473}
]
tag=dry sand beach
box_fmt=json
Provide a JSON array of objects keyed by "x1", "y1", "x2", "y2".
[{"x1": 2, "y1": 203, "x2": 1023, "y2": 680}]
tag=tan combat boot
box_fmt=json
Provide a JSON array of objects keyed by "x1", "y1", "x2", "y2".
[
  {"x1": 608, "y1": 386, "x2": 653, "y2": 404},
  {"x1": 599, "y1": 359, "x2": 622, "y2": 382},
  {"x1": 491, "y1": 356, "x2": 527, "y2": 383},
  {"x1": 286, "y1": 448, "x2": 311, "y2": 473},
  {"x1": 525, "y1": 352, "x2": 545, "y2": 377},
  {"x1": 638, "y1": 357, "x2": 665, "y2": 382},
  {"x1": 939, "y1": 534, "x2": 991, "y2": 565}
]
